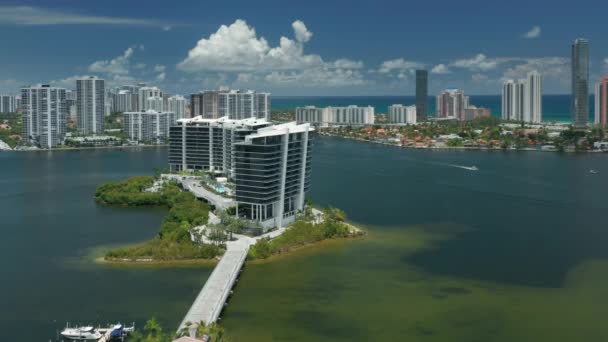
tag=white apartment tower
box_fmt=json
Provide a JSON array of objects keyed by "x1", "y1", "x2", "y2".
[
  {"x1": 502, "y1": 71, "x2": 542, "y2": 123},
  {"x1": 138, "y1": 86, "x2": 164, "y2": 111},
  {"x1": 168, "y1": 95, "x2": 187, "y2": 119},
  {"x1": 296, "y1": 105, "x2": 375, "y2": 126},
  {"x1": 76, "y1": 76, "x2": 105, "y2": 135},
  {"x1": 0, "y1": 94, "x2": 16, "y2": 113},
  {"x1": 388, "y1": 104, "x2": 417, "y2": 124},
  {"x1": 21, "y1": 85, "x2": 67, "y2": 148},
  {"x1": 524, "y1": 71, "x2": 542, "y2": 123}
]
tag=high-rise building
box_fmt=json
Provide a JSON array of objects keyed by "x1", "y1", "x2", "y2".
[
  {"x1": 190, "y1": 89, "x2": 271, "y2": 119},
  {"x1": 168, "y1": 117, "x2": 313, "y2": 229},
  {"x1": 123, "y1": 110, "x2": 177, "y2": 143},
  {"x1": 138, "y1": 86, "x2": 163, "y2": 111},
  {"x1": 571, "y1": 38, "x2": 589, "y2": 128},
  {"x1": 0, "y1": 94, "x2": 16, "y2": 113},
  {"x1": 524, "y1": 71, "x2": 543, "y2": 123},
  {"x1": 595, "y1": 75, "x2": 608, "y2": 127},
  {"x1": 502, "y1": 72, "x2": 543, "y2": 123},
  {"x1": 296, "y1": 105, "x2": 375, "y2": 126},
  {"x1": 415, "y1": 69, "x2": 428, "y2": 121},
  {"x1": 388, "y1": 104, "x2": 417, "y2": 124},
  {"x1": 76, "y1": 76, "x2": 105, "y2": 135},
  {"x1": 167, "y1": 95, "x2": 187, "y2": 119},
  {"x1": 502, "y1": 80, "x2": 525, "y2": 121},
  {"x1": 21, "y1": 85, "x2": 67, "y2": 148},
  {"x1": 436, "y1": 89, "x2": 468, "y2": 120},
  {"x1": 463, "y1": 106, "x2": 491, "y2": 121}
]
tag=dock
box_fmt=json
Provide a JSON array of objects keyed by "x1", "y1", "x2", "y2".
[{"x1": 177, "y1": 240, "x2": 249, "y2": 332}]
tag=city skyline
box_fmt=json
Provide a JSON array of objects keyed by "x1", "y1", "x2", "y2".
[{"x1": 2, "y1": 1, "x2": 608, "y2": 96}]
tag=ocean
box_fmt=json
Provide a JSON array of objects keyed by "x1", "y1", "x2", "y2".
[{"x1": 272, "y1": 94, "x2": 596, "y2": 123}]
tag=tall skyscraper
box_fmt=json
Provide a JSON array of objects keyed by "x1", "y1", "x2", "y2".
[
  {"x1": 571, "y1": 38, "x2": 589, "y2": 128},
  {"x1": 524, "y1": 71, "x2": 543, "y2": 123},
  {"x1": 168, "y1": 95, "x2": 187, "y2": 119},
  {"x1": 595, "y1": 75, "x2": 608, "y2": 127},
  {"x1": 21, "y1": 85, "x2": 67, "y2": 148},
  {"x1": 0, "y1": 94, "x2": 16, "y2": 113},
  {"x1": 138, "y1": 86, "x2": 163, "y2": 111},
  {"x1": 76, "y1": 76, "x2": 105, "y2": 135},
  {"x1": 502, "y1": 79, "x2": 525, "y2": 121},
  {"x1": 415, "y1": 69, "x2": 428, "y2": 121},
  {"x1": 436, "y1": 89, "x2": 468, "y2": 120}
]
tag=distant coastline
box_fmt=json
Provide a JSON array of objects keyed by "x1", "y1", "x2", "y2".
[{"x1": 9, "y1": 144, "x2": 168, "y2": 153}]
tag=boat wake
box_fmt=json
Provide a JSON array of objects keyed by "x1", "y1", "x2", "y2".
[{"x1": 448, "y1": 164, "x2": 479, "y2": 171}]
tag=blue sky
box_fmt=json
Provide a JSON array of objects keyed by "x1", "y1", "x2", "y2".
[{"x1": 1, "y1": 0, "x2": 607, "y2": 96}]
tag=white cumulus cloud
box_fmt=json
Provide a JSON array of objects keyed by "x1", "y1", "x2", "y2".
[
  {"x1": 89, "y1": 47, "x2": 135, "y2": 75},
  {"x1": 378, "y1": 58, "x2": 424, "y2": 74},
  {"x1": 524, "y1": 26, "x2": 541, "y2": 39},
  {"x1": 292, "y1": 20, "x2": 312, "y2": 43},
  {"x1": 431, "y1": 64, "x2": 450, "y2": 74},
  {"x1": 451, "y1": 54, "x2": 500, "y2": 71},
  {"x1": 177, "y1": 19, "x2": 367, "y2": 87}
]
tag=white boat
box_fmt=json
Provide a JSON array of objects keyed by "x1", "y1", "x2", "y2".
[
  {"x1": 589, "y1": 169, "x2": 598, "y2": 174},
  {"x1": 60, "y1": 325, "x2": 102, "y2": 340}
]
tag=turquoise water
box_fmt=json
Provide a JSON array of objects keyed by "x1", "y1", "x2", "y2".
[{"x1": 273, "y1": 95, "x2": 594, "y2": 123}]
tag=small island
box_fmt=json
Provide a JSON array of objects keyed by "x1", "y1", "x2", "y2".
[{"x1": 95, "y1": 174, "x2": 363, "y2": 263}]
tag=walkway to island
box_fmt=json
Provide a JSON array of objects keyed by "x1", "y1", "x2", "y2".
[{"x1": 177, "y1": 239, "x2": 249, "y2": 332}]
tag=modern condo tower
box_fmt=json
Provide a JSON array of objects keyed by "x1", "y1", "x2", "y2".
[
  {"x1": 502, "y1": 79, "x2": 525, "y2": 121},
  {"x1": 21, "y1": 85, "x2": 67, "y2": 148},
  {"x1": 524, "y1": 71, "x2": 543, "y2": 124},
  {"x1": 595, "y1": 75, "x2": 608, "y2": 127},
  {"x1": 415, "y1": 69, "x2": 428, "y2": 121},
  {"x1": 0, "y1": 94, "x2": 16, "y2": 113},
  {"x1": 190, "y1": 89, "x2": 271, "y2": 120},
  {"x1": 388, "y1": 104, "x2": 416, "y2": 124},
  {"x1": 123, "y1": 110, "x2": 177, "y2": 144},
  {"x1": 76, "y1": 76, "x2": 105, "y2": 135},
  {"x1": 436, "y1": 89, "x2": 468, "y2": 119},
  {"x1": 295, "y1": 105, "x2": 374, "y2": 126},
  {"x1": 571, "y1": 38, "x2": 589, "y2": 128},
  {"x1": 168, "y1": 117, "x2": 313, "y2": 229},
  {"x1": 502, "y1": 71, "x2": 542, "y2": 123},
  {"x1": 138, "y1": 86, "x2": 164, "y2": 112},
  {"x1": 167, "y1": 95, "x2": 187, "y2": 119}
]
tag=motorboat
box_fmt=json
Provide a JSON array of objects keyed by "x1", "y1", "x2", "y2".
[
  {"x1": 60, "y1": 325, "x2": 102, "y2": 340},
  {"x1": 589, "y1": 169, "x2": 598, "y2": 174}
]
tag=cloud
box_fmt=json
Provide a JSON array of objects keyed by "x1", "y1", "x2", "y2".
[
  {"x1": 154, "y1": 64, "x2": 166, "y2": 72},
  {"x1": 471, "y1": 73, "x2": 489, "y2": 82},
  {"x1": 49, "y1": 75, "x2": 91, "y2": 89},
  {"x1": 154, "y1": 64, "x2": 167, "y2": 81},
  {"x1": 156, "y1": 72, "x2": 166, "y2": 81},
  {"x1": 378, "y1": 58, "x2": 424, "y2": 74},
  {"x1": 332, "y1": 58, "x2": 364, "y2": 69},
  {"x1": 451, "y1": 54, "x2": 502, "y2": 71},
  {"x1": 292, "y1": 20, "x2": 312, "y2": 43},
  {"x1": 178, "y1": 19, "x2": 355, "y2": 73},
  {"x1": 431, "y1": 64, "x2": 450, "y2": 74},
  {"x1": 0, "y1": 6, "x2": 174, "y2": 28},
  {"x1": 264, "y1": 68, "x2": 366, "y2": 87},
  {"x1": 178, "y1": 19, "x2": 367, "y2": 88},
  {"x1": 134, "y1": 63, "x2": 146, "y2": 69},
  {"x1": 89, "y1": 47, "x2": 135, "y2": 75},
  {"x1": 524, "y1": 26, "x2": 541, "y2": 39},
  {"x1": 501, "y1": 57, "x2": 568, "y2": 82}
]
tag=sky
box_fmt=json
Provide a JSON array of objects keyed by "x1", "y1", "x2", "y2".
[{"x1": 1, "y1": 0, "x2": 608, "y2": 96}]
